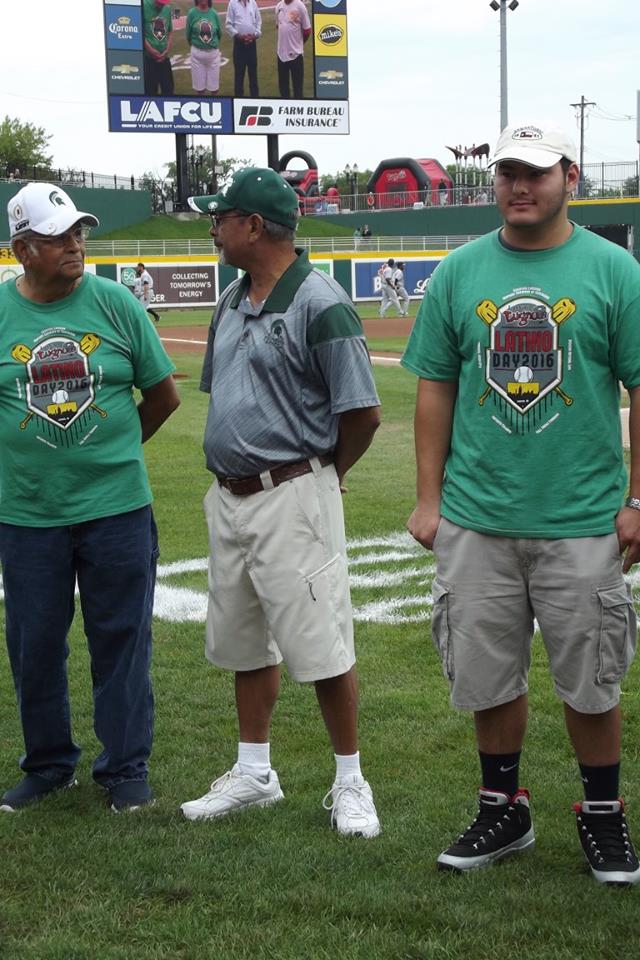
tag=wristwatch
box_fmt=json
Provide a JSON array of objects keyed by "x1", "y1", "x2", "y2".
[{"x1": 625, "y1": 496, "x2": 640, "y2": 511}]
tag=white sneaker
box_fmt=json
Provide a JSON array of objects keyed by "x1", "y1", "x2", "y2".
[
  {"x1": 181, "y1": 764, "x2": 284, "y2": 821},
  {"x1": 323, "y1": 775, "x2": 381, "y2": 838}
]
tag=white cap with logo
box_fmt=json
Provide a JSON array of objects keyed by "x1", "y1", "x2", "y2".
[
  {"x1": 489, "y1": 124, "x2": 578, "y2": 169},
  {"x1": 8, "y1": 182, "x2": 99, "y2": 239}
]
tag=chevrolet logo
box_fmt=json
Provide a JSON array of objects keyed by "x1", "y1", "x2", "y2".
[
  {"x1": 319, "y1": 70, "x2": 344, "y2": 80},
  {"x1": 113, "y1": 64, "x2": 140, "y2": 74}
]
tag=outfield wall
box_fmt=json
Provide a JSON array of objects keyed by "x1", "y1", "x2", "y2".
[
  {"x1": 0, "y1": 248, "x2": 444, "y2": 303},
  {"x1": 320, "y1": 198, "x2": 640, "y2": 259},
  {"x1": 0, "y1": 184, "x2": 152, "y2": 242}
]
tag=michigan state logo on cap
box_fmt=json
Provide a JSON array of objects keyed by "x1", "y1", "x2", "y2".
[{"x1": 48, "y1": 191, "x2": 67, "y2": 207}]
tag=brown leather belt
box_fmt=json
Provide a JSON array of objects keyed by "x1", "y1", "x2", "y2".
[{"x1": 217, "y1": 455, "x2": 334, "y2": 496}]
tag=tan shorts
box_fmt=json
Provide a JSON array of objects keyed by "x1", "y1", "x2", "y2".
[
  {"x1": 203, "y1": 459, "x2": 355, "y2": 682},
  {"x1": 432, "y1": 519, "x2": 637, "y2": 713}
]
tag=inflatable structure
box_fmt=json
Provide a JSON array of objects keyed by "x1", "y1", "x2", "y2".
[{"x1": 366, "y1": 158, "x2": 453, "y2": 208}]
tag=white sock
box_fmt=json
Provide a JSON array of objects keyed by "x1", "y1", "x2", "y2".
[
  {"x1": 335, "y1": 751, "x2": 362, "y2": 782},
  {"x1": 237, "y1": 742, "x2": 271, "y2": 781}
]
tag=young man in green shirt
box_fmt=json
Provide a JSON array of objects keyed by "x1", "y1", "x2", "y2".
[{"x1": 403, "y1": 123, "x2": 640, "y2": 885}]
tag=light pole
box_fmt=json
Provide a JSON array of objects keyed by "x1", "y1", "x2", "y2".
[
  {"x1": 489, "y1": 0, "x2": 519, "y2": 131},
  {"x1": 344, "y1": 163, "x2": 358, "y2": 205}
]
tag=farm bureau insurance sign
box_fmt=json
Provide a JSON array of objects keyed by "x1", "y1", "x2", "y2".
[
  {"x1": 103, "y1": 0, "x2": 349, "y2": 135},
  {"x1": 118, "y1": 263, "x2": 217, "y2": 308}
]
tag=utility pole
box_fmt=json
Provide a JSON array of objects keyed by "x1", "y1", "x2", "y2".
[{"x1": 570, "y1": 95, "x2": 596, "y2": 197}]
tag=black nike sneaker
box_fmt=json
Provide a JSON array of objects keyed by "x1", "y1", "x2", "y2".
[
  {"x1": 574, "y1": 799, "x2": 640, "y2": 886},
  {"x1": 437, "y1": 788, "x2": 535, "y2": 872}
]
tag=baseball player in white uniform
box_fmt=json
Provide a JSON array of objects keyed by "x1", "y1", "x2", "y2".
[
  {"x1": 135, "y1": 262, "x2": 161, "y2": 324},
  {"x1": 393, "y1": 261, "x2": 410, "y2": 317},
  {"x1": 379, "y1": 259, "x2": 402, "y2": 317}
]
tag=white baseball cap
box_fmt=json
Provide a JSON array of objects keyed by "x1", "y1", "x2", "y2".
[
  {"x1": 489, "y1": 123, "x2": 578, "y2": 169},
  {"x1": 8, "y1": 182, "x2": 99, "y2": 239}
]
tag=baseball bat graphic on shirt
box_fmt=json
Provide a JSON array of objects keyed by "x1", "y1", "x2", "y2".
[{"x1": 554, "y1": 385, "x2": 573, "y2": 406}]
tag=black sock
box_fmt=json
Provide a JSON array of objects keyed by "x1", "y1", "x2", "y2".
[
  {"x1": 479, "y1": 751, "x2": 521, "y2": 797},
  {"x1": 579, "y1": 762, "x2": 620, "y2": 801}
]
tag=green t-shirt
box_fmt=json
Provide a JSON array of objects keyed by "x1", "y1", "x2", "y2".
[
  {"x1": 186, "y1": 7, "x2": 222, "y2": 49},
  {"x1": 143, "y1": 0, "x2": 173, "y2": 55},
  {"x1": 402, "y1": 226, "x2": 640, "y2": 538},
  {"x1": 0, "y1": 273, "x2": 175, "y2": 527}
]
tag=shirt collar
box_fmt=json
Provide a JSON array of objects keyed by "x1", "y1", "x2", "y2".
[{"x1": 229, "y1": 248, "x2": 313, "y2": 312}]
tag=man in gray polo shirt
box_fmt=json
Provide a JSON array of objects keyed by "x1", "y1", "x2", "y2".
[{"x1": 181, "y1": 168, "x2": 382, "y2": 837}]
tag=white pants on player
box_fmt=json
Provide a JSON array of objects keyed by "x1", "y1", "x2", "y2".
[
  {"x1": 379, "y1": 284, "x2": 402, "y2": 317},
  {"x1": 396, "y1": 285, "x2": 410, "y2": 316}
]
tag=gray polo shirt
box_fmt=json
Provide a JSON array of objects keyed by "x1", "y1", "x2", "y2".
[{"x1": 200, "y1": 250, "x2": 380, "y2": 477}]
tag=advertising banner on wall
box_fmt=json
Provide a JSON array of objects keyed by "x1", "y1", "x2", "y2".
[
  {"x1": 351, "y1": 257, "x2": 443, "y2": 302},
  {"x1": 103, "y1": 0, "x2": 349, "y2": 135},
  {"x1": 118, "y1": 262, "x2": 217, "y2": 308}
]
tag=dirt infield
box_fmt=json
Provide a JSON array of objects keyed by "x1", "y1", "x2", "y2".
[{"x1": 159, "y1": 315, "x2": 412, "y2": 358}]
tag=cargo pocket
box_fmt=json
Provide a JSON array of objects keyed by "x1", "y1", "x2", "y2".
[
  {"x1": 595, "y1": 583, "x2": 637, "y2": 684},
  {"x1": 432, "y1": 578, "x2": 454, "y2": 680},
  {"x1": 303, "y1": 553, "x2": 342, "y2": 603}
]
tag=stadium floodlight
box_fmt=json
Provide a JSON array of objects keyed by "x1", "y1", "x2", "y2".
[
  {"x1": 489, "y1": 0, "x2": 520, "y2": 130},
  {"x1": 344, "y1": 164, "x2": 359, "y2": 196}
]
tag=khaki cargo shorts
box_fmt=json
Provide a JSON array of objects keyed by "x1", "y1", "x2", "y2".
[
  {"x1": 203, "y1": 459, "x2": 355, "y2": 683},
  {"x1": 431, "y1": 518, "x2": 637, "y2": 713}
]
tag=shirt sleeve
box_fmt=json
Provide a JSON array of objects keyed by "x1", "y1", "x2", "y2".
[
  {"x1": 123, "y1": 297, "x2": 175, "y2": 390},
  {"x1": 300, "y1": 1, "x2": 311, "y2": 29},
  {"x1": 225, "y1": 3, "x2": 237, "y2": 37},
  {"x1": 401, "y1": 266, "x2": 461, "y2": 381},
  {"x1": 307, "y1": 302, "x2": 380, "y2": 414},
  {"x1": 608, "y1": 254, "x2": 640, "y2": 389}
]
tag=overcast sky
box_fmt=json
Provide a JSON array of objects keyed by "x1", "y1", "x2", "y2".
[{"x1": 1, "y1": 0, "x2": 638, "y2": 181}]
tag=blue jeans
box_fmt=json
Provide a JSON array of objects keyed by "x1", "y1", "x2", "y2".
[{"x1": 0, "y1": 506, "x2": 158, "y2": 788}]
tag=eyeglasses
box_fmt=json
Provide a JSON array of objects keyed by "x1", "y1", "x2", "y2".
[
  {"x1": 30, "y1": 225, "x2": 92, "y2": 247},
  {"x1": 208, "y1": 213, "x2": 249, "y2": 230}
]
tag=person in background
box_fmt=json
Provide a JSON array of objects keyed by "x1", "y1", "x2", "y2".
[
  {"x1": 225, "y1": 0, "x2": 262, "y2": 97},
  {"x1": 186, "y1": 0, "x2": 223, "y2": 96},
  {"x1": 393, "y1": 261, "x2": 410, "y2": 317},
  {"x1": 378, "y1": 258, "x2": 402, "y2": 318},
  {"x1": 143, "y1": 0, "x2": 174, "y2": 95},
  {"x1": 275, "y1": 0, "x2": 311, "y2": 99},
  {"x1": 135, "y1": 262, "x2": 161, "y2": 324}
]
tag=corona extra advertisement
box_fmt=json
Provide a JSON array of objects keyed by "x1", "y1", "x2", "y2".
[{"x1": 103, "y1": 0, "x2": 349, "y2": 134}]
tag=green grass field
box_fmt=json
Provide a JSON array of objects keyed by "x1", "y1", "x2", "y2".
[{"x1": 1, "y1": 342, "x2": 639, "y2": 958}]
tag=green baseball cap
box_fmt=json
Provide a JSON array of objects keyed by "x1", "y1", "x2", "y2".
[{"x1": 188, "y1": 167, "x2": 299, "y2": 230}]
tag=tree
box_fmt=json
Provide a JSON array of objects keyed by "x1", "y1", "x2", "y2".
[
  {"x1": 0, "y1": 116, "x2": 53, "y2": 178},
  {"x1": 319, "y1": 169, "x2": 373, "y2": 195},
  {"x1": 163, "y1": 153, "x2": 250, "y2": 193}
]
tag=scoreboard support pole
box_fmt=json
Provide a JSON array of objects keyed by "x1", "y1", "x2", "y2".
[
  {"x1": 267, "y1": 134, "x2": 280, "y2": 172},
  {"x1": 175, "y1": 133, "x2": 190, "y2": 209}
]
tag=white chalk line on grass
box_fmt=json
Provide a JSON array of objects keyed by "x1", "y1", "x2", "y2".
[
  {"x1": 148, "y1": 533, "x2": 435, "y2": 624},
  {"x1": 6, "y1": 532, "x2": 638, "y2": 628}
]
